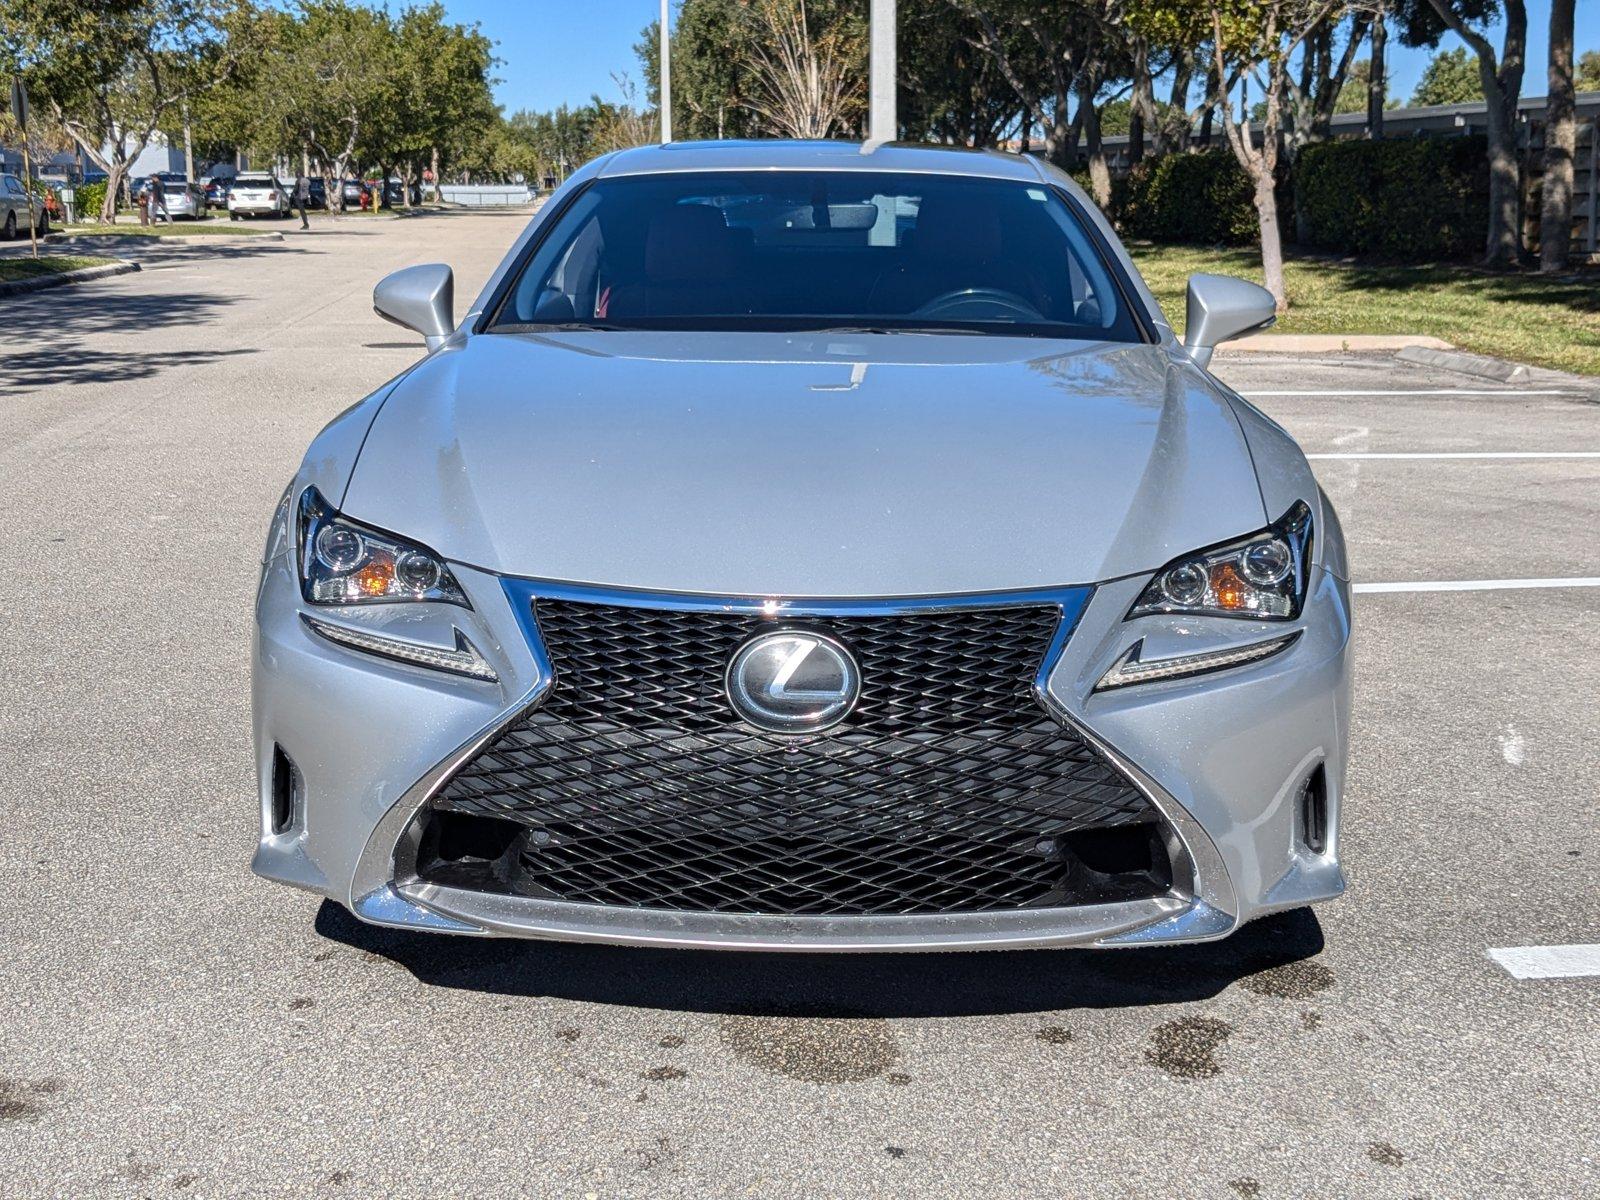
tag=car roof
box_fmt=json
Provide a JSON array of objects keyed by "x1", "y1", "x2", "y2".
[{"x1": 595, "y1": 139, "x2": 1049, "y2": 183}]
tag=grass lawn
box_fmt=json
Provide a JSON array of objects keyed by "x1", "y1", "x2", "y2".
[
  {"x1": 0, "y1": 254, "x2": 119, "y2": 283},
  {"x1": 64, "y1": 221, "x2": 273, "y2": 237},
  {"x1": 1126, "y1": 243, "x2": 1600, "y2": 376}
]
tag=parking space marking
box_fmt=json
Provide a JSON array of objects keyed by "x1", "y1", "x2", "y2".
[
  {"x1": 1355, "y1": 578, "x2": 1600, "y2": 594},
  {"x1": 1239, "y1": 389, "x2": 1578, "y2": 397},
  {"x1": 1309, "y1": 452, "x2": 1600, "y2": 460},
  {"x1": 1489, "y1": 945, "x2": 1600, "y2": 979}
]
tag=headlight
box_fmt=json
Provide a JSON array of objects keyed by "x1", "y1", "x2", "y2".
[
  {"x1": 1129, "y1": 502, "x2": 1313, "y2": 621},
  {"x1": 296, "y1": 487, "x2": 468, "y2": 607}
]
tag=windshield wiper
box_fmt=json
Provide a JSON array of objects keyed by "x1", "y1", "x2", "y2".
[
  {"x1": 498, "y1": 321, "x2": 628, "y2": 332},
  {"x1": 796, "y1": 324, "x2": 991, "y2": 337}
]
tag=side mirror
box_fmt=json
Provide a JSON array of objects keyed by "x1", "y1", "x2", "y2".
[
  {"x1": 1182, "y1": 273, "x2": 1276, "y2": 369},
  {"x1": 373, "y1": 262, "x2": 454, "y2": 351}
]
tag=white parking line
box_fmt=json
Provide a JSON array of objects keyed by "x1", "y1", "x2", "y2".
[
  {"x1": 1489, "y1": 945, "x2": 1600, "y2": 979},
  {"x1": 1308, "y1": 452, "x2": 1600, "y2": 460},
  {"x1": 1355, "y1": 578, "x2": 1600, "y2": 594},
  {"x1": 1239, "y1": 389, "x2": 1577, "y2": 398}
]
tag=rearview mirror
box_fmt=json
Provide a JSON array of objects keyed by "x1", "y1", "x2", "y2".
[
  {"x1": 374, "y1": 262, "x2": 454, "y2": 351},
  {"x1": 1182, "y1": 273, "x2": 1276, "y2": 369}
]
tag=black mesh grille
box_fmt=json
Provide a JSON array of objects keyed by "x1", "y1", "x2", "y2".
[{"x1": 425, "y1": 597, "x2": 1161, "y2": 916}]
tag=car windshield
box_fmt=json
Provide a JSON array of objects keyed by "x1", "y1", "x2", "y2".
[
  {"x1": 235, "y1": 177, "x2": 276, "y2": 189},
  {"x1": 490, "y1": 170, "x2": 1142, "y2": 341}
]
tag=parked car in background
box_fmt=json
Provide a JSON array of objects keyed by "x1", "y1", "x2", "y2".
[
  {"x1": 380, "y1": 178, "x2": 421, "y2": 206},
  {"x1": 155, "y1": 180, "x2": 208, "y2": 220},
  {"x1": 340, "y1": 178, "x2": 368, "y2": 208},
  {"x1": 0, "y1": 173, "x2": 46, "y2": 239},
  {"x1": 306, "y1": 178, "x2": 327, "y2": 210},
  {"x1": 228, "y1": 174, "x2": 291, "y2": 219},
  {"x1": 203, "y1": 177, "x2": 232, "y2": 207}
]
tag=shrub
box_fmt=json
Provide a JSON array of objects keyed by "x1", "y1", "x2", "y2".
[
  {"x1": 75, "y1": 180, "x2": 109, "y2": 221},
  {"x1": 1295, "y1": 135, "x2": 1488, "y2": 259},
  {"x1": 1114, "y1": 150, "x2": 1257, "y2": 246}
]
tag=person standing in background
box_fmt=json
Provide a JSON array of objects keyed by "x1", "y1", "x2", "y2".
[
  {"x1": 147, "y1": 176, "x2": 168, "y2": 223},
  {"x1": 293, "y1": 172, "x2": 310, "y2": 230}
]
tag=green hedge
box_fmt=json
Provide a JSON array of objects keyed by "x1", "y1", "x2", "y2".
[
  {"x1": 75, "y1": 180, "x2": 109, "y2": 219},
  {"x1": 1295, "y1": 136, "x2": 1488, "y2": 259},
  {"x1": 1113, "y1": 150, "x2": 1257, "y2": 246}
]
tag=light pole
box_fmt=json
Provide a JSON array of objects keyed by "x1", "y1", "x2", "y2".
[
  {"x1": 659, "y1": 0, "x2": 672, "y2": 143},
  {"x1": 869, "y1": 0, "x2": 896, "y2": 144}
]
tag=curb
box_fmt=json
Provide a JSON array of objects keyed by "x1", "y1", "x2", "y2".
[
  {"x1": 61, "y1": 230, "x2": 284, "y2": 245},
  {"x1": 1395, "y1": 345, "x2": 1600, "y2": 400},
  {"x1": 1395, "y1": 345, "x2": 1532, "y2": 383},
  {"x1": 1218, "y1": 333, "x2": 1454, "y2": 355},
  {"x1": 0, "y1": 259, "x2": 141, "y2": 297}
]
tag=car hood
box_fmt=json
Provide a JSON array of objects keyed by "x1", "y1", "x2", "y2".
[{"x1": 341, "y1": 330, "x2": 1268, "y2": 597}]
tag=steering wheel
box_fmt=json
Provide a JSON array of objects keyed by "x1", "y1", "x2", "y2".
[{"x1": 911, "y1": 287, "x2": 1043, "y2": 322}]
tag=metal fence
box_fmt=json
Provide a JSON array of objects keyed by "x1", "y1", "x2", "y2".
[{"x1": 438, "y1": 184, "x2": 534, "y2": 208}]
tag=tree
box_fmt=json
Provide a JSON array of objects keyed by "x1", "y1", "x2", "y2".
[
  {"x1": 1179, "y1": 0, "x2": 1352, "y2": 312},
  {"x1": 1576, "y1": 49, "x2": 1599, "y2": 93},
  {"x1": 2, "y1": 0, "x2": 235, "y2": 220},
  {"x1": 1393, "y1": 1, "x2": 1527, "y2": 264},
  {"x1": 1335, "y1": 57, "x2": 1386, "y2": 110},
  {"x1": 1539, "y1": 0, "x2": 1575, "y2": 271},
  {"x1": 1409, "y1": 45, "x2": 1481, "y2": 103},
  {"x1": 741, "y1": 0, "x2": 865, "y2": 138}
]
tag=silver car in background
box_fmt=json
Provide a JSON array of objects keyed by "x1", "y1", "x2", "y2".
[
  {"x1": 253, "y1": 141, "x2": 1350, "y2": 951},
  {"x1": 0, "y1": 172, "x2": 46, "y2": 239},
  {"x1": 228, "y1": 173, "x2": 290, "y2": 219},
  {"x1": 153, "y1": 180, "x2": 208, "y2": 220}
]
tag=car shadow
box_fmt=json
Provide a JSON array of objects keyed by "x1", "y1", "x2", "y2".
[{"x1": 314, "y1": 900, "x2": 1324, "y2": 1017}]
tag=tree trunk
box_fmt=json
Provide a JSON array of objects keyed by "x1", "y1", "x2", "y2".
[
  {"x1": 1078, "y1": 77, "x2": 1111, "y2": 208},
  {"x1": 1255, "y1": 173, "x2": 1287, "y2": 312},
  {"x1": 1042, "y1": 94, "x2": 1072, "y2": 169},
  {"x1": 1166, "y1": 60, "x2": 1194, "y2": 153},
  {"x1": 1481, "y1": 80, "x2": 1523, "y2": 264},
  {"x1": 1128, "y1": 40, "x2": 1151, "y2": 165},
  {"x1": 1367, "y1": 6, "x2": 1387, "y2": 139},
  {"x1": 102, "y1": 164, "x2": 125, "y2": 222},
  {"x1": 430, "y1": 145, "x2": 441, "y2": 202},
  {"x1": 182, "y1": 101, "x2": 195, "y2": 184},
  {"x1": 1539, "y1": 0, "x2": 1576, "y2": 271}
]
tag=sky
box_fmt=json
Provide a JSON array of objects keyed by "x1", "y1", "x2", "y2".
[{"x1": 441, "y1": 1, "x2": 1600, "y2": 119}]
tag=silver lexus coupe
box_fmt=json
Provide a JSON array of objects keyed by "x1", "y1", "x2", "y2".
[{"x1": 253, "y1": 141, "x2": 1350, "y2": 951}]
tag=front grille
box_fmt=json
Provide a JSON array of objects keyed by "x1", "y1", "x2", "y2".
[{"x1": 422, "y1": 597, "x2": 1163, "y2": 916}]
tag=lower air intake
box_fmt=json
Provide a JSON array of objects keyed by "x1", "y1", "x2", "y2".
[{"x1": 421, "y1": 597, "x2": 1166, "y2": 916}]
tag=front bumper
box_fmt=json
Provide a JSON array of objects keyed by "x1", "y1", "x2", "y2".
[{"x1": 252, "y1": 553, "x2": 1350, "y2": 951}]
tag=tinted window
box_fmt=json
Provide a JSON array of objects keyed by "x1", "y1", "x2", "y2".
[{"x1": 492, "y1": 171, "x2": 1141, "y2": 341}]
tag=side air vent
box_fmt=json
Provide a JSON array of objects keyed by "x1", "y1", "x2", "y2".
[
  {"x1": 1299, "y1": 765, "x2": 1328, "y2": 855},
  {"x1": 270, "y1": 745, "x2": 301, "y2": 835}
]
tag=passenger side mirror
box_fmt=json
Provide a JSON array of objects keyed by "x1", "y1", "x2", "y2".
[
  {"x1": 1182, "y1": 273, "x2": 1276, "y2": 369},
  {"x1": 373, "y1": 262, "x2": 454, "y2": 351}
]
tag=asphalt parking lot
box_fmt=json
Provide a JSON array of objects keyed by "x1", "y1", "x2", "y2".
[{"x1": 2, "y1": 211, "x2": 1596, "y2": 1198}]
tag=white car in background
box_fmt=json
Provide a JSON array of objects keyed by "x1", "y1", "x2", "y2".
[{"x1": 228, "y1": 174, "x2": 291, "y2": 219}]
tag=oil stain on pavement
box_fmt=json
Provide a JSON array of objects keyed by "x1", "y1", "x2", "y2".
[
  {"x1": 0, "y1": 1077, "x2": 63, "y2": 1122},
  {"x1": 1239, "y1": 959, "x2": 1335, "y2": 1000},
  {"x1": 718, "y1": 1009, "x2": 901, "y2": 1082},
  {"x1": 1145, "y1": 1016, "x2": 1234, "y2": 1079}
]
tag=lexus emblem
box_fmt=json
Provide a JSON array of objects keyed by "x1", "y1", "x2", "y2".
[{"x1": 725, "y1": 630, "x2": 860, "y2": 734}]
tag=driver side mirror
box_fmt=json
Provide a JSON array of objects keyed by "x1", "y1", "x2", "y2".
[
  {"x1": 1182, "y1": 273, "x2": 1276, "y2": 369},
  {"x1": 374, "y1": 262, "x2": 454, "y2": 351}
]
